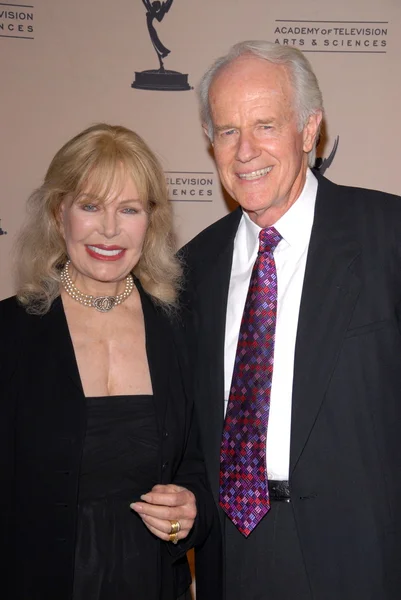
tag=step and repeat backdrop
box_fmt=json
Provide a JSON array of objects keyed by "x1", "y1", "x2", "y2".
[{"x1": 1, "y1": 0, "x2": 400, "y2": 300}]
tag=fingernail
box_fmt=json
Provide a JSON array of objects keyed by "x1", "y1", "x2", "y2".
[{"x1": 130, "y1": 503, "x2": 142, "y2": 511}]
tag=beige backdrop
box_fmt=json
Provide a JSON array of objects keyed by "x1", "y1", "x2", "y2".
[
  {"x1": 1, "y1": 1, "x2": 401, "y2": 596},
  {"x1": 1, "y1": 0, "x2": 400, "y2": 297}
]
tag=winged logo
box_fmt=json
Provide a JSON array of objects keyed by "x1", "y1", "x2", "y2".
[{"x1": 315, "y1": 136, "x2": 339, "y2": 175}]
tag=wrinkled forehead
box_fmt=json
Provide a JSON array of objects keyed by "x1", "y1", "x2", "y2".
[
  {"x1": 212, "y1": 55, "x2": 293, "y2": 91},
  {"x1": 209, "y1": 56, "x2": 295, "y2": 115}
]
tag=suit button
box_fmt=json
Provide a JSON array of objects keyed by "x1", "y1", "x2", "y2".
[
  {"x1": 163, "y1": 430, "x2": 169, "y2": 438},
  {"x1": 162, "y1": 461, "x2": 169, "y2": 470},
  {"x1": 299, "y1": 493, "x2": 318, "y2": 501}
]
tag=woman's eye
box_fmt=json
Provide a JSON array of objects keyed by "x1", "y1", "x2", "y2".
[
  {"x1": 82, "y1": 204, "x2": 98, "y2": 212},
  {"x1": 122, "y1": 207, "x2": 138, "y2": 214}
]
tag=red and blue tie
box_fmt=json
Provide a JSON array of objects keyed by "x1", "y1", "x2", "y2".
[{"x1": 219, "y1": 227, "x2": 282, "y2": 537}]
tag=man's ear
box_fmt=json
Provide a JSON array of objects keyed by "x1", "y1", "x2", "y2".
[
  {"x1": 202, "y1": 123, "x2": 213, "y2": 146},
  {"x1": 303, "y1": 110, "x2": 323, "y2": 154}
]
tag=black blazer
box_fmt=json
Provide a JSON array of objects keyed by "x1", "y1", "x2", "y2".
[
  {"x1": 0, "y1": 281, "x2": 221, "y2": 600},
  {"x1": 182, "y1": 173, "x2": 401, "y2": 599}
]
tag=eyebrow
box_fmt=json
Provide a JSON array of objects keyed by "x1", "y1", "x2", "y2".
[
  {"x1": 213, "y1": 124, "x2": 236, "y2": 134},
  {"x1": 76, "y1": 193, "x2": 97, "y2": 201},
  {"x1": 254, "y1": 118, "x2": 275, "y2": 126},
  {"x1": 118, "y1": 198, "x2": 142, "y2": 205},
  {"x1": 77, "y1": 194, "x2": 142, "y2": 205},
  {"x1": 214, "y1": 118, "x2": 276, "y2": 133}
]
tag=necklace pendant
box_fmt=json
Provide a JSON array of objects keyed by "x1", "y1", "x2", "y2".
[
  {"x1": 60, "y1": 261, "x2": 134, "y2": 311},
  {"x1": 93, "y1": 296, "x2": 117, "y2": 312}
]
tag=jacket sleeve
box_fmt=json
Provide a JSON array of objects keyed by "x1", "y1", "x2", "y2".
[
  {"x1": 0, "y1": 299, "x2": 19, "y2": 597},
  {"x1": 165, "y1": 315, "x2": 221, "y2": 559},
  {"x1": 165, "y1": 307, "x2": 223, "y2": 600}
]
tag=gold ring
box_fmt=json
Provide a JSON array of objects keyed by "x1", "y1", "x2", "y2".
[
  {"x1": 169, "y1": 531, "x2": 179, "y2": 544},
  {"x1": 169, "y1": 520, "x2": 181, "y2": 535}
]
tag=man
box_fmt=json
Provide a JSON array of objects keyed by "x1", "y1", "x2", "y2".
[{"x1": 183, "y1": 40, "x2": 401, "y2": 599}]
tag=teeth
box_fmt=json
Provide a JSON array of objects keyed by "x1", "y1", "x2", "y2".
[
  {"x1": 238, "y1": 166, "x2": 272, "y2": 180},
  {"x1": 88, "y1": 246, "x2": 124, "y2": 256}
]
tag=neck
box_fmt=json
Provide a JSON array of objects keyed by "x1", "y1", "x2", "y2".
[
  {"x1": 60, "y1": 260, "x2": 135, "y2": 312},
  {"x1": 68, "y1": 264, "x2": 128, "y2": 297}
]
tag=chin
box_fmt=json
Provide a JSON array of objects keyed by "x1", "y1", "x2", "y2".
[{"x1": 240, "y1": 199, "x2": 272, "y2": 214}]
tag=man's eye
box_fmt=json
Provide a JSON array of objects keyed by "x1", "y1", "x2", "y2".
[{"x1": 222, "y1": 129, "x2": 236, "y2": 137}]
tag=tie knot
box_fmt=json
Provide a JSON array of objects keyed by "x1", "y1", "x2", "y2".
[{"x1": 258, "y1": 227, "x2": 282, "y2": 254}]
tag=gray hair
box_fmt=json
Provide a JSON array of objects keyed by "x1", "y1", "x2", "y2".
[{"x1": 198, "y1": 40, "x2": 324, "y2": 167}]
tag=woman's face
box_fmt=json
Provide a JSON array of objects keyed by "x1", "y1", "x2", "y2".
[{"x1": 59, "y1": 176, "x2": 149, "y2": 293}]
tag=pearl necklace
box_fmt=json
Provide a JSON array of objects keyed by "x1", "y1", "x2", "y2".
[{"x1": 60, "y1": 260, "x2": 134, "y2": 312}]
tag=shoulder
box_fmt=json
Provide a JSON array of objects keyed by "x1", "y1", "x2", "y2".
[
  {"x1": 0, "y1": 295, "x2": 63, "y2": 346},
  {"x1": 0, "y1": 297, "x2": 27, "y2": 377},
  {"x1": 180, "y1": 208, "x2": 242, "y2": 262},
  {"x1": 317, "y1": 172, "x2": 401, "y2": 209},
  {"x1": 178, "y1": 208, "x2": 242, "y2": 292},
  {"x1": 0, "y1": 295, "x2": 63, "y2": 322},
  {"x1": 316, "y1": 175, "x2": 401, "y2": 265},
  {"x1": 316, "y1": 173, "x2": 401, "y2": 236},
  {"x1": 340, "y1": 183, "x2": 400, "y2": 207},
  {"x1": 0, "y1": 294, "x2": 20, "y2": 312},
  {"x1": 0, "y1": 295, "x2": 27, "y2": 327}
]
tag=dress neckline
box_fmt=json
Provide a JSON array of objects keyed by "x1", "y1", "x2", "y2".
[{"x1": 85, "y1": 394, "x2": 153, "y2": 402}]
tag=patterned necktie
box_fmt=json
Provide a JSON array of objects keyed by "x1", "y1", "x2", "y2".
[{"x1": 219, "y1": 227, "x2": 282, "y2": 537}]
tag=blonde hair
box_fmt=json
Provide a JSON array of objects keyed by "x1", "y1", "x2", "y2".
[{"x1": 15, "y1": 123, "x2": 182, "y2": 314}]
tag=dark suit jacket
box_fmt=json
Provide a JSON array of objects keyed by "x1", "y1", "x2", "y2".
[
  {"x1": 0, "y1": 280, "x2": 221, "y2": 600},
  {"x1": 181, "y1": 173, "x2": 401, "y2": 599}
]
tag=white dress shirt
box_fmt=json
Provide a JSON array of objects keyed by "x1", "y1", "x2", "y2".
[{"x1": 224, "y1": 169, "x2": 318, "y2": 480}]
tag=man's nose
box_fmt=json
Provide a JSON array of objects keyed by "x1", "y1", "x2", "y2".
[{"x1": 235, "y1": 132, "x2": 261, "y2": 163}]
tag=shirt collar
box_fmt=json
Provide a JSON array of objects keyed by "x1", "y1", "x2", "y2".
[{"x1": 241, "y1": 168, "x2": 318, "y2": 258}]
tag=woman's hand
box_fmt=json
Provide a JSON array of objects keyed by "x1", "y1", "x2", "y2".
[{"x1": 130, "y1": 483, "x2": 197, "y2": 543}]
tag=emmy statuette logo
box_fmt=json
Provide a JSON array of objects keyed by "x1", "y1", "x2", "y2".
[{"x1": 132, "y1": 0, "x2": 191, "y2": 91}]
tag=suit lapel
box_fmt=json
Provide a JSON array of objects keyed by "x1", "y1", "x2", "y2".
[
  {"x1": 43, "y1": 297, "x2": 85, "y2": 395},
  {"x1": 23, "y1": 298, "x2": 86, "y2": 465},
  {"x1": 136, "y1": 280, "x2": 169, "y2": 434},
  {"x1": 290, "y1": 176, "x2": 361, "y2": 473},
  {"x1": 192, "y1": 209, "x2": 242, "y2": 501}
]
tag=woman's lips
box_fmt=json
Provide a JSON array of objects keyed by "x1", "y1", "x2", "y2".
[{"x1": 85, "y1": 245, "x2": 126, "y2": 261}]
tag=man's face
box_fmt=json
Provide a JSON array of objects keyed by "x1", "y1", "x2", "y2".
[{"x1": 207, "y1": 56, "x2": 321, "y2": 227}]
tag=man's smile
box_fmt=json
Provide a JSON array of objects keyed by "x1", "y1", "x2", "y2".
[{"x1": 237, "y1": 166, "x2": 273, "y2": 181}]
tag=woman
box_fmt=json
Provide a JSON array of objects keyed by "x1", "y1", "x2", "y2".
[{"x1": 0, "y1": 124, "x2": 219, "y2": 599}]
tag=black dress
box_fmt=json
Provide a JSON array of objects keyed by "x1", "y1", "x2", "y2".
[{"x1": 73, "y1": 394, "x2": 161, "y2": 599}]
